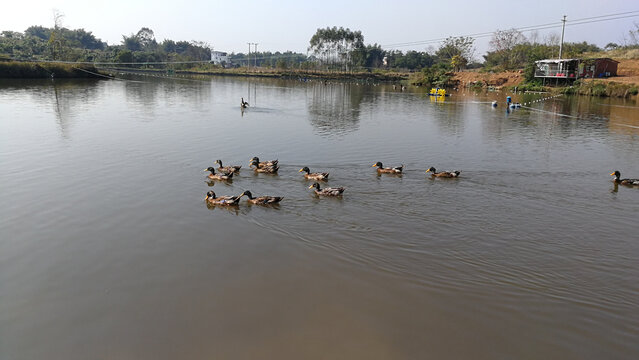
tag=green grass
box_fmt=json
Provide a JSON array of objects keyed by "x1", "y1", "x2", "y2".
[
  {"x1": 0, "y1": 61, "x2": 102, "y2": 78},
  {"x1": 572, "y1": 81, "x2": 638, "y2": 97}
]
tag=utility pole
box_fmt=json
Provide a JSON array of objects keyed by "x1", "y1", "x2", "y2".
[
  {"x1": 247, "y1": 42, "x2": 253, "y2": 69},
  {"x1": 254, "y1": 43, "x2": 259, "y2": 68},
  {"x1": 559, "y1": 15, "x2": 566, "y2": 60}
]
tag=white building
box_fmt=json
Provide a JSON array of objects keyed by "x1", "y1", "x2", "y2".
[{"x1": 210, "y1": 51, "x2": 230, "y2": 65}]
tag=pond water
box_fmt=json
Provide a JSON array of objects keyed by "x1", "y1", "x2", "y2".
[{"x1": 1, "y1": 76, "x2": 638, "y2": 359}]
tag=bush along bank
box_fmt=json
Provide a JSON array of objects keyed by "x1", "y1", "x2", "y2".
[
  {"x1": 561, "y1": 80, "x2": 639, "y2": 98},
  {"x1": 0, "y1": 61, "x2": 103, "y2": 78}
]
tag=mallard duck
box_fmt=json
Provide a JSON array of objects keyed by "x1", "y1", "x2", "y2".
[
  {"x1": 372, "y1": 162, "x2": 403, "y2": 174},
  {"x1": 249, "y1": 159, "x2": 279, "y2": 173},
  {"x1": 214, "y1": 159, "x2": 241, "y2": 173},
  {"x1": 308, "y1": 182, "x2": 345, "y2": 196},
  {"x1": 611, "y1": 171, "x2": 639, "y2": 186},
  {"x1": 299, "y1": 166, "x2": 329, "y2": 181},
  {"x1": 204, "y1": 190, "x2": 241, "y2": 205},
  {"x1": 250, "y1": 156, "x2": 278, "y2": 167},
  {"x1": 426, "y1": 167, "x2": 461, "y2": 178},
  {"x1": 204, "y1": 167, "x2": 234, "y2": 180},
  {"x1": 240, "y1": 190, "x2": 283, "y2": 204},
  {"x1": 241, "y1": 97, "x2": 249, "y2": 108}
]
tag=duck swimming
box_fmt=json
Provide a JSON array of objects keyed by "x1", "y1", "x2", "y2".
[
  {"x1": 250, "y1": 157, "x2": 278, "y2": 167},
  {"x1": 240, "y1": 190, "x2": 283, "y2": 205},
  {"x1": 204, "y1": 167, "x2": 234, "y2": 180},
  {"x1": 204, "y1": 190, "x2": 241, "y2": 205},
  {"x1": 308, "y1": 182, "x2": 345, "y2": 196},
  {"x1": 241, "y1": 97, "x2": 249, "y2": 108},
  {"x1": 214, "y1": 159, "x2": 241, "y2": 173},
  {"x1": 372, "y1": 162, "x2": 403, "y2": 174},
  {"x1": 299, "y1": 166, "x2": 329, "y2": 181},
  {"x1": 611, "y1": 171, "x2": 639, "y2": 186},
  {"x1": 249, "y1": 159, "x2": 279, "y2": 173},
  {"x1": 426, "y1": 167, "x2": 461, "y2": 178}
]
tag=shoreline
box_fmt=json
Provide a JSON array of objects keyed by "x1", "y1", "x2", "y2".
[
  {"x1": 2, "y1": 61, "x2": 637, "y2": 98},
  {"x1": 0, "y1": 61, "x2": 103, "y2": 79},
  {"x1": 97, "y1": 66, "x2": 411, "y2": 82}
]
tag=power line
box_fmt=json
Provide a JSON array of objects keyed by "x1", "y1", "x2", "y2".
[{"x1": 381, "y1": 10, "x2": 639, "y2": 48}]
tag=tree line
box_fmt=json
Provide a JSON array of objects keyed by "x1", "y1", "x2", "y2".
[
  {"x1": 1, "y1": 22, "x2": 638, "y2": 78},
  {"x1": 0, "y1": 25, "x2": 212, "y2": 69}
]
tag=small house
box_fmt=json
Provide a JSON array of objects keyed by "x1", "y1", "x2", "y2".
[
  {"x1": 578, "y1": 58, "x2": 619, "y2": 78},
  {"x1": 210, "y1": 51, "x2": 230, "y2": 65},
  {"x1": 534, "y1": 58, "x2": 619, "y2": 81}
]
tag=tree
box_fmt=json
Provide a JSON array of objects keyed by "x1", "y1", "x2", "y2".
[
  {"x1": 48, "y1": 10, "x2": 66, "y2": 60},
  {"x1": 122, "y1": 28, "x2": 157, "y2": 51},
  {"x1": 136, "y1": 27, "x2": 157, "y2": 50},
  {"x1": 486, "y1": 29, "x2": 526, "y2": 69},
  {"x1": 116, "y1": 50, "x2": 133, "y2": 64},
  {"x1": 604, "y1": 42, "x2": 619, "y2": 51},
  {"x1": 490, "y1": 29, "x2": 525, "y2": 52},
  {"x1": 451, "y1": 54, "x2": 467, "y2": 72},
  {"x1": 436, "y1": 36, "x2": 475, "y2": 64},
  {"x1": 628, "y1": 22, "x2": 639, "y2": 46},
  {"x1": 544, "y1": 33, "x2": 560, "y2": 47},
  {"x1": 122, "y1": 34, "x2": 141, "y2": 51},
  {"x1": 309, "y1": 26, "x2": 364, "y2": 69},
  {"x1": 25, "y1": 26, "x2": 50, "y2": 40}
]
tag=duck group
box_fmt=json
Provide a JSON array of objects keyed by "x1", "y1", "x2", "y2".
[
  {"x1": 202, "y1": 157, "x2": 474, "y2": 207},
  {"x1": 203, "y1": 155, "x2": 638, "y2": 208}
]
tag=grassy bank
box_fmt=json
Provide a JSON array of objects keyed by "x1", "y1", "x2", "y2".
[
  {"x1": 562, "y1": 80, "x2": 638, "y2": 97},
  {"x1": 503, "y1": 81, "x2": 638, "y2": 98},
  {"x1": 0, "y1": 61, "x2": 103, "y2": 78},
  {"x1": 99, "y1": 65, "x2": 410, "y2": 82}
]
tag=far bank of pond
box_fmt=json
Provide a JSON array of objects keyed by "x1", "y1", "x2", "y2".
[
  {"x1": 2, "y1": 61, "x2": 637, "y2": 99},
  {"x1": 0, "y1": 61, "x2": 102, "y2": 79}
]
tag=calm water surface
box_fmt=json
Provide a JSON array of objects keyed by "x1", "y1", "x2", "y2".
[{"x1": 1, "y1": 76, "x2": 638, "y2": 359}]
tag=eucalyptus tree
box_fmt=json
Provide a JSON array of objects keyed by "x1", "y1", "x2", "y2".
[{"x1": 309, "y1": 26, "x2": 364, "y2": 70}]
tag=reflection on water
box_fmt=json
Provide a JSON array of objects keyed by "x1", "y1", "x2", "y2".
[
  {"x1": 307, "y1": 82, "x2": 364, "y2": 136},
  {"x1": 1, "y1": 77, "x2": 638, "y2": 360}
]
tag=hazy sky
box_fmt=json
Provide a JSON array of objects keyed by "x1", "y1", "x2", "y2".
[{"x1": 2, "y1": 0, "x2": 638, "y2": 56}]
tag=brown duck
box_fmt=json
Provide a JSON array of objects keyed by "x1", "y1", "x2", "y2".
[
  {"x1": 426, "y1": 167, "x2": 461, "y2": 178},
  {"x1": 204, "y1": 190, "x2": 241, "y2": 205},
  {"x1": 299, "y1": 166, "x2": 329, "y2": 181},
  {"x1": 214, "y1": 159, "x2": 241, "y2": 173},
  {"x1": 250, "y1": 156, "x2": 278, "y2": 167},
  {"x1": 204, "y1": 167, "x2": 234, "y2": 180},
  {"x1": 372, "y1": 162, "x2": 403, "y2": 174},
  {"x1": 240, "y1": 190, "x2": 283, "y2": 205},
  {"x1": 308, "y1": 182, "x2": 345, "y2": 196},
  {"x1": 250, "y1": 159, "x2": 279, "y2": 173}
]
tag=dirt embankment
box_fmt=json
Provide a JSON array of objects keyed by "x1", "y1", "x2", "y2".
[{"x1": 450, "y1": 70, "x2": 524, "y2": 88}]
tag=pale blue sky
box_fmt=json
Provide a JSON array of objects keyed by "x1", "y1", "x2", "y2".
[{"x1": 2, "y1": 0, "x2": 638, "y2": 56}]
